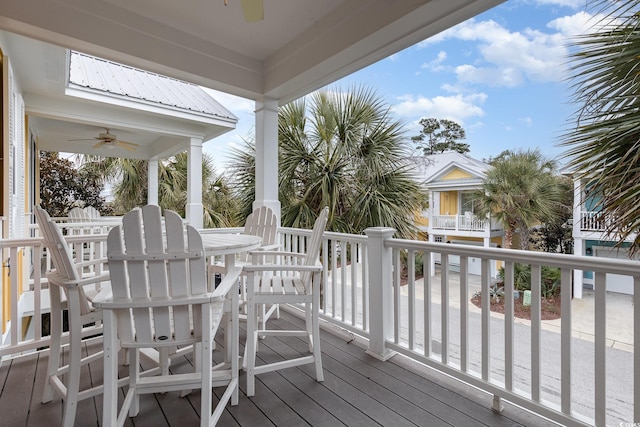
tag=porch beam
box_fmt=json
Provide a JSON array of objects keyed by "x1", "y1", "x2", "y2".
[{"x1": 148, "y1": 159, "x2": 158, "y2": 206}]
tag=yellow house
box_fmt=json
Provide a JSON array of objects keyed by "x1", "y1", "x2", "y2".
[{"x1": 415, "y1": 152, "x2": 504, "y2": 277}]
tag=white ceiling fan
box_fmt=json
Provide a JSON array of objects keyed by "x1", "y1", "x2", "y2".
[
  {"x1": 225, "y1": 0, "x2": 264, "y2": 22},
  {"x1": 69, "y1": 128, "x2": 139, "y2": 151}
]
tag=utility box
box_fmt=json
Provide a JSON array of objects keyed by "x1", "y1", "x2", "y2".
[{"x1": 523, "y1": 290, "x2": 532, "y2": 306}]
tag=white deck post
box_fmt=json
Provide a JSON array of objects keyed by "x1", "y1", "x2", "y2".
[
  {"x1": 185, "y1": 137, "x2": 203, "y2": 229},
  {"x1": 428, "y1": 191, "x2": 436, "y2": 276},
  {"x1": 573, "y1": 237, "x2": 583, "y2": 298},
  {"x1": 253, "y1": 97, "x2": 281, "y2": 222},
  {"x1": 147, "y1": 158, "x2": 158, "y2": 205},
  {"x1": 428, "y1": 232, "x2": 436, "y2": 276},
  {"x1": 365, "y1": 227, "x2": 396, "y2": 361}
]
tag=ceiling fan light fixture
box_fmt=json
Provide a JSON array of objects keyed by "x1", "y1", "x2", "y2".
[
  {"x1": 74, "y1": 128, "x2": 139, "y2": 151},
  {"x1": 224, "y1": 0, "x2": 263, "y2": 22},
  {"x1": 240, "y1": 0, "x2": 264, "y2": 22}
]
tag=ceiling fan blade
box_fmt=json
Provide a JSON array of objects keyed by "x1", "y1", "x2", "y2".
[
  {"x1": 120, "y1": 144, "x2": 137, "y2": 152},
  {"x1": 240, "y1": 0, "x2": 263, "y2": 22},
  {"x1": 117, "y1": 140, "x2": 139, "y2": 147},
  {"x1": 68, "y1": 137, "x2": 100, "y2": 142},
  {"x1": 93, "y1": 142, "x2": 103, "y2": 149}
]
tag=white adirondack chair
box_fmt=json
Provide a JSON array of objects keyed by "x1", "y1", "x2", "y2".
[
  {"x1": 67, "y1": 206, "x2": 89, "y2": 222},
  {"x1": 242, "y1": 206, "x2": 278, "y2": 252},
  {"x1": 96, "y1": 205, "x2": 241, "y2": 427},
  {"x1": 243, "y1": 206, "x2": 328, "y2": 397},
  {"x1": 83, "y1": 205, "x2": 101, "y2": 219},
  {"x1": 34, "y1": 205, "x2": 111, "y2": 427},
  {"x1": 240, "y1": 206, "x2": 281, "y2": 324},
  {"x1": 210, "y1": 205, "x2": 281, "y2": 327},
  {"x1": 66, "y1": 206, "x2": 91, "y2": 239}
]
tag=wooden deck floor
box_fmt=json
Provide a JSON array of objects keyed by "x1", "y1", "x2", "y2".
[{"x1": 0, "y1": 310, "x2": 555, "y2": 426}]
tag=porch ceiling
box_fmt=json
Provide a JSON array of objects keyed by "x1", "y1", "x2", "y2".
[{"x1": 0, "y1": 0, "x2": 505, "y2": 105}]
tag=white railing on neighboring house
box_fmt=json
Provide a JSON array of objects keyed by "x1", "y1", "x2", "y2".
[
  {"x1": 1, "y1": 224, "x2": 638, "y2": 426},
  {"x1": 580, "y1": 211, "x2": 608, "y2": 232},
  {"x1": 431, "y1": 214, "x2": 488, "y2": 232}
]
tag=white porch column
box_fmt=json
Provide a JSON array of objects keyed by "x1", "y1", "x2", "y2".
[
  {"x1": 365, "y1": 227, "x2": 396, "y2": 361},
  {"x1": 253, "y1": 96, "x2": 281, "y2": 222},
  {"x1": 147, "y1": 158, "x2": 159, "y2": 206},
  {"x1": 185, "y1": 137, "x2": 203, "y2": 229}
]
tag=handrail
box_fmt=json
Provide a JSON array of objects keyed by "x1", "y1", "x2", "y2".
[
  {"x1": 0, "y1": 233, "x2": 109, "y2": 357},
  {"x1": 1, "y1": 226, "x2": 637, "y2": 425}
]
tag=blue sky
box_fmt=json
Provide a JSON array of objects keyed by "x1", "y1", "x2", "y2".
[{"x1": 203, "y1": 0, "x2": 605, "y2": 170}]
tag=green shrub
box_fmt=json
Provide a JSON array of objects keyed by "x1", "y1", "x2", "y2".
[
  {"x1": 399, "y1": 250, "x2": 424, "y2": 278},
  {"x1": 497, "y1": 263, "x2": 561, "y2": 298},
  {"x1": 498, "y1": 263, "x2": 531, "y2": 291}
]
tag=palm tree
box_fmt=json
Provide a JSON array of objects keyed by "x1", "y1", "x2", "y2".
[
  {"x1": 475, "y1": 149, "x2": 567, "y2": 249},
  {"x1": 159, "y1": 152, "x2": 239, "y2": 227},
  {"x1": 562, "y1": 0, "x2": 640, "y2": 253},
  {"x1": 229, "y1": 86, "x2": 425, "y2": 237},
  {"x1": 80, "y1": 153, "x2": 239, "y2": 227}
]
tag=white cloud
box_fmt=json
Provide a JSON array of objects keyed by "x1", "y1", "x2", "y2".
[
  {"x1": 455, "y1": 64, "x2": 524, "y2": 88},
  {"x1": 417, "y1": 17, "x2": 571, "y2": 87},
  {"x1": 421, "y1": 50, "x2": 447, "y2": 71},
  {"x1": 535, "y1": 0, "x2": 583, "y2": 9},
  {"x1": 392, "y1": 93, "x2": 487, "y2": 125},
  {"x1": 440, "y1": 83, "x2": 461, "y2": 93},
  {"x1": 548, "y1": 11, "x2": 598, "y2": 36}
]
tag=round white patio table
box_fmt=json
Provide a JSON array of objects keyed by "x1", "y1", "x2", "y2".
[
  {"x1": 201, "y1": 233, "x2": 263, "y2": 288},
  {"x1": 200, "y1": 233, "x2": 262, "y2": 269},
  {"x1": 200, "y1": 233, "x2": 262, "y2": 362}
]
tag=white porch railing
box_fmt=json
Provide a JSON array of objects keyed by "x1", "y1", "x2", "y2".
[
  {"x1": 280, "y1": 227, "x2": 638, "y2": 427},
  {"x1": 1, "y1": 225, "x2": 638, "y2": 426},
  {"x1": 431, "y1": 214, "x2": 490, "y2": 232},
  {"x1": 0, "y1": 233, "x2": 109, "y2": 355},
  {"x1": 580, "y1": 211, "x2": 608, "y2": 231}
]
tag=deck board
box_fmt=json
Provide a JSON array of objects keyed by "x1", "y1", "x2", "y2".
[
  {"x1": 1, "y1": 353, "x2": 37, "y2": 426},
  {"x1": 29, "y1": 351, "x2": 63, "y2": 426},
  {"x1": 0, "y1": 310, "x2": 555, "y2": 427}
]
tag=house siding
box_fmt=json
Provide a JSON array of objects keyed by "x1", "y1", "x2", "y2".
[
  {"x1": 441, "y1": 168, "x2": 473, "y2": 180},
  {"x1": 439, "y1": 191, "x2": 458, "y2": 215}
]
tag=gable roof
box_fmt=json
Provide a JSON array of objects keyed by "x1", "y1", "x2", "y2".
[{"x1": 414, "y1": 152, "x2": 490, "y2": 189}]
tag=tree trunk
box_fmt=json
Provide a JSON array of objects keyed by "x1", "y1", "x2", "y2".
[{"x1": 504, "y1": 228, "x2": 514, "y2": 249}]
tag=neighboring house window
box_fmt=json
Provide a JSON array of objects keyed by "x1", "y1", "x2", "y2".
[
  {"x1": 434, "y1": 236, "x2": 443, "y2": 243},
  {"x1": 583, "y1": 182, "x2": 601, "y2": 212},
  {"x1": 460, "y1": 191, "x2": 475, "y2": 214}
]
